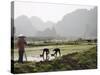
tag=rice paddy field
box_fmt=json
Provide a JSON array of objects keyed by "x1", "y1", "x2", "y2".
[
  {"x1": 13, "y1": 42, "x2": 96, "y2": 62},
  {"x1": 11, "y1": 40, "x2": 97, "y2": 74},
  {"x1": 12, "y1": 42, "x2": 97, "y2": 73}
]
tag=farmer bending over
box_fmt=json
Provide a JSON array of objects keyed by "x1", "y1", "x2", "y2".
[
  {"x1": 17, "y1": 34, "x2": 27, "y2": 63},
  {"x1": 42, "y1": 48, "x2": 49, "y2": 61},
  {"x1": 53, "y1": 48, "x2": 61, "y2": 57}
]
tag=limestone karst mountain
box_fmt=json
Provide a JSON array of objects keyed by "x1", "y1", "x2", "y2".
[
  {"x1": 14, "y1": 15, "x2": 37, "y2": 37},
  {"x1": 14, "y1": 7, "x2": 97, "y2": 39},
  {"x1": 55, "y1": 7, "x2": 97, "y2": 39}
]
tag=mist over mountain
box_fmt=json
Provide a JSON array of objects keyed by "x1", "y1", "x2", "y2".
[
  {"x1": 30, "y1": 16, "x2": 54, "y2": 31},
  {"x1": 36, "y1": 27, "x2": 57, "y2": 37},
  {"x1": 15, "y1": 15, "x2": 56, "y2": 37},
  {"x1": 14, "y1": 7, "x2": 97, "y2": 39},
  {"x1": 55, "y1": 7, "x2": 97, "y2": 39},
  {"x1": 30, "y1": 16, "x2": 44, "y2": 31},
  {"x1": 31, "y1": 18, "x2": 57, "y2": 37},
  {"x1": 14, "y1": 15, "x2": 37, "y2": 37}
]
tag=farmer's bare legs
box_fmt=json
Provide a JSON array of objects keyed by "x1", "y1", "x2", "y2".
[
  {"x1": 46, "y1": 52, "x2": 49, "y2": 61},
  {"x1": 58, "y1": 50, "x2": 61, "y2": 56},
  {"x1": 42, "y1": 51, "x2": 45, "y2": 60},
  {"x1": 54, "y1": 50, "x2": 61, "y2": 58},
  {"x1": 42, "y1": 48, "x2": 49, "y2": 61},
  {"x1": 54, "y1": 51, "x2": 57, "y2": 58}
]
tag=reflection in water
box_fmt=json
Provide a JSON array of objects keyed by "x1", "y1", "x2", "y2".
[{"x1": 14, "y1": 55, "x2": 55, "y2": 62}]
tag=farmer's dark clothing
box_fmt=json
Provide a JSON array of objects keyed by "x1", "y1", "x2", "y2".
[
  {"x1": 17, "y1": 38, "x2": 27, "y2": 50},
  {"x1": 17, "y1": 38, "x2": 27, "y2": 63},
  {"x1": 42, "y1": 48, "x2": 49, "y2": 60},
  {"x1": 18, "y1": 50, "x2": 24, "y2": 63},
  {"x1": 53, "y1": 48, "x2": 61, "y2": 57}
]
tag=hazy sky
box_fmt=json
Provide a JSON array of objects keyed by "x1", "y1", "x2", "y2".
[{"x1": 15, "y1": 1, "x2": 94, "y2": 23}]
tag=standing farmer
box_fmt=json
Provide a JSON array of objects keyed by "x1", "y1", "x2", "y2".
[{"x1": 17, "y1": 34, "x2": 27, "y2": 63}]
